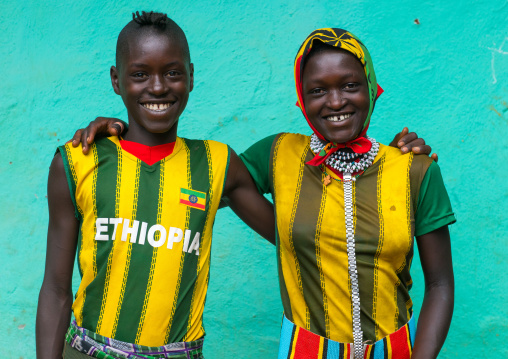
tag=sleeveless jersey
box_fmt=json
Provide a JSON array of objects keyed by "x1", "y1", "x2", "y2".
[
  {"x1": 59, "y1": 136, "x2": 230, "y2": 347},
  {"x1": 269, "y1": 133, "x2": 432, "y2": 343}
]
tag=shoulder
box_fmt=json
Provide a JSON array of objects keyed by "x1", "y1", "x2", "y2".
[
  {"x1": 50, "y1": 150, "x2": 66, "y2": 172},
  {"x1": 378, "y1": 143, "x2": 433, "y2": 172},
  {"x1": 269, "y1": 133, "x2": 310, "y2": 157},
  {"x1": 59, "y1": 136, "x2": 117, "y2": 159},
  {"x1": 410, "y1": 151, "x2": 433, "y2": 172},
  {"x1": 180, "y1": 137, "x2": 228, "y2": 151},
  {"x1": 243, "y1": 134, "x2": 283, "y2": 155},
  {"x1": 241, "y1": 133, "x2": 309, "y2": 163},
  {"x1": 179, "y1": 138, "x2": 230, "y2": 169},
  {"x1": 276, "y1": 132, "x2": 310, "y2": 145}
]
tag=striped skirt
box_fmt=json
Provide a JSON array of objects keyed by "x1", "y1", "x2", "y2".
[
  {"x1": 278, "y1": 315, "x2": 415, "y2": 359},
  {"x1": 65, "y1": 321, "x2": 203, "y2": 359}
]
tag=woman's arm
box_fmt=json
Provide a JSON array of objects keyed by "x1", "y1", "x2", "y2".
[
  {"x1": 36, "y1": 153, "x2": 79, "y2": 358},
  {"x1": 412, "y1": 225, "x2": 454, "y2": 359},
  {"x1": 70, "y1": 118, "x2": 126, "y2": 154},
  {"x1": 221, "y1": 149, "x2": 276, "y2": 245}
]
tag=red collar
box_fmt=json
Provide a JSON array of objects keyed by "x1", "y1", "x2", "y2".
[{"x1": 119, "y1": 140, "x2": 175, "y2": 165}]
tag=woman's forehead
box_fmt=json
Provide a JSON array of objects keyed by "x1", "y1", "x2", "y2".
[{"x1": 302, "y1": 49, "x2": 365, "y2": 80}]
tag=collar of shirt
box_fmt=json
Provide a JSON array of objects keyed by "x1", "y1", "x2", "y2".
[{"x1": 119, "y1": 139, "x2": 176, "y2": 165}]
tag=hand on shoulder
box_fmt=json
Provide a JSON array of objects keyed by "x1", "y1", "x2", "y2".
[{"x1": 69, "y1": 117, "x2": 126, "y2": 154}]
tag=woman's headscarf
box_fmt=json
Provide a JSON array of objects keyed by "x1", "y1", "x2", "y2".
[{"x1": 294, "y1": 28, "x2": 383, "y2": 166}]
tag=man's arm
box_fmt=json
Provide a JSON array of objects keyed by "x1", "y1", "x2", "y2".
[
  {"x1": 221, "y1": 150, "x2": 276, "y2": 245},
  {"x1": 70, "y1": 119, "x2": 438, "y2": 159},
  {"x1": 36, "y1": 153, "x2": 79, "y2": 358},
  {"x1": 412, "y1": 225, "x2": 454, "y2": 359}
]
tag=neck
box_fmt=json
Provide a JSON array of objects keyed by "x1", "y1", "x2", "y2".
[{"x1": 124, "y1": 119, "x2": 178, "y2": 146}]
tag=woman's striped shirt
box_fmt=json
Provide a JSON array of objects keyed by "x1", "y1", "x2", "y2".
[{"x1": 241, "y1": 133, "x2": 455, "y2": 343}]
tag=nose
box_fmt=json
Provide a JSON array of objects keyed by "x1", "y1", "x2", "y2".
[
  {"x1": 327, "y1": 90, "x2": 346, "y2": 109},
  {"x1": 148, "y1": 74, "x2": 169, "y2": 95}
]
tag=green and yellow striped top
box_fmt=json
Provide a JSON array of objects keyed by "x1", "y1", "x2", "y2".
[
  {"x1": 59, "y1": 136, "x2": 230, "y2": 346},
  {"x1": 241, "y1": 133, "x2": 455, "y2": 343}
]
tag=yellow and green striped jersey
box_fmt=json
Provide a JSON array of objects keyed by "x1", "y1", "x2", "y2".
[
  {"x1": 241, "y1": 133, "x2": 455, "y2": 343},
  {"x1": 59, "y1": 136, "x2": 229, "y2": 347}
]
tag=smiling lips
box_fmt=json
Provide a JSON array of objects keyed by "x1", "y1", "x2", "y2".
[
  {"x1": 325, "y1": 113, "x2": 352, "y2": 122},
  {"x1": 142, "y1": 103, "x2": 172, "y2": 111}
]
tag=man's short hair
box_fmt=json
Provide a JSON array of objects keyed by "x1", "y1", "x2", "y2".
[{"x1": 116, "y1": 11, "x2": 190, "y2": 67}]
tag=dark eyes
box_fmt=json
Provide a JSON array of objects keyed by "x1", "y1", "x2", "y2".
[
  {"x1": 132, "y1": 72, "x2": 148, "y2": 79},
  {"x1": 343, "y1": 83, "x2": 359, "y2": 90},
  {"x1": 310, "y1": 88, "x2": 326, "y2": 94},
  {"x1": 308, "y1": 83, "x2": 360, "y2": 95},
  {"x1": 130, "y1": 71, "x2": 181, "y2": 79}
]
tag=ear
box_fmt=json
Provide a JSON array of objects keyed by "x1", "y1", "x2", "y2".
[
  {"x1": 110, "y1": 66, "x2": 121, "y2": 95},
  {"x1": 189, "y1": 63, "x2": 194, "y2": 93}
]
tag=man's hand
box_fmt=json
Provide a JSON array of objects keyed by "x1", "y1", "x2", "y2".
[
  {"x1": 70, "y1": 117, "x2": 126, "y2": 155},
  {"x1": 390, "y1": 127, "x2": 438, "y2": 162}
]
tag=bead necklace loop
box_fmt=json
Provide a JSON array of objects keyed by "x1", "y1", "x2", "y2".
[{"x1": 310, "y1": 134, "x2": 380, "y2": 174}]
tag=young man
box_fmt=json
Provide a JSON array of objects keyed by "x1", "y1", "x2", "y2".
[{"x1": 36, "y1": 12, "x2": 274, "y2": 358}]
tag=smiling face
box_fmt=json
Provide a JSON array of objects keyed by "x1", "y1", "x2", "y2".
[
  {"x1": 302, "y1": 48, "x2": 370, "y2": 144},
  {"x1": 111, "y1": 31, "x2": 193, "y2": 145}
]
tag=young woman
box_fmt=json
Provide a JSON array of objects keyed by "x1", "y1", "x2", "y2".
[{"x1": 241, "y1": 28, "x2": 455, "y2": 359}]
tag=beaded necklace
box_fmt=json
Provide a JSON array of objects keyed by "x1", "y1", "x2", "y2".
[
  {"x1": 309, "y1": 133, "x2": 380, "y2": 174},
  {"x1": 310, "y1": 133, "x2": 380, "y2": 358}
]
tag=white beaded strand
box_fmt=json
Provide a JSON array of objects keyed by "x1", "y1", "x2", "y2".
[
  {"x1": 343, "y1": 172, "x2": 364, "y2": 359},
  {"x1": 310, "y1": 133, "x2": 382, "y2": 358},
  {"x1": 309, "y1": 133, "x2": 379, "y2": 174}
]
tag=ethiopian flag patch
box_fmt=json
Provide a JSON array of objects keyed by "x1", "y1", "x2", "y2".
[{"x1": 180, "y1": 188, "x2": 206, "y2": 210}]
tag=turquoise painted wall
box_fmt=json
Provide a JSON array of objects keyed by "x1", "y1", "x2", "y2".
[{"x1": 1, "y1": 0, "x2": 506, "y2": 357}]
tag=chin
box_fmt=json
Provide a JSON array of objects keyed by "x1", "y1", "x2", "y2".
[
  {"x1": 148, "y1": 123, "x2": 178, "y2": 134},
  {"x1": 326, "y1": 129, "x2": 364, "y2": 144},
  {"x1": 133, "y1": 118, "x2": 178, "y2": 135}
]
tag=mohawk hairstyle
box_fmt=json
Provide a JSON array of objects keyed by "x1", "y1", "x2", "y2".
[
  {"x1": 116, "y1": 11, "x2": 191, "y2": 67},
  {"x1": 132, "y1": 11, "x2": 168, "y2": 28}
]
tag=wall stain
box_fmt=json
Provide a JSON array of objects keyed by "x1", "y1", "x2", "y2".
[{"x1": 489, "y1": 105, "x2": 503, "y2": 118}]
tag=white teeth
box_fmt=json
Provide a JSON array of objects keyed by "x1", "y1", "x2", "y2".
[
  {"x1": 142, "y1": 103, "x2": 171, "y2": 111},
  {"x1": 326, "y1": 113, "x2": 351, "y2": 122}
]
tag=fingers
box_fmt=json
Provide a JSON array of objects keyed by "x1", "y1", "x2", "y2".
[
  {"x1": 398, "y1": 131, "x2": 418, "y2": 151},
  {"x1": 81, "y1": 127, "x2": 90, "y2": 155},
  {"x1": 395, "y1": 128, "x2": 436, "y2": 159},
  {"x1": 70, "y1": 129, "x2": 84, "y2": 147},
  {"x1": 109, "y1": 122, "x2": 125, "y2": 136},
  {"x1": 401, "y1": 138, "x2": 427, "y2": 154},
  {"x1": 412, "y1": 144, "x2": 432, "y2": 155},
  {"x1": 394, "y1": 127, "x2": 409, "y2": 147},
  {"x1": 68, "y1": 117, "x2": 123, "y2": 155},
  {"x1": 81, "y1": 118, "x2": 113, "y2": 154}
]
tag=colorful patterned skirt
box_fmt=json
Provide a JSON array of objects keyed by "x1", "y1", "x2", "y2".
[
  {"x1": 278, "y1": 315, "x2": 415, "y2": 359},
  {"x1": 65, "y1": 321, "x2": 203, "y2": 359}
]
